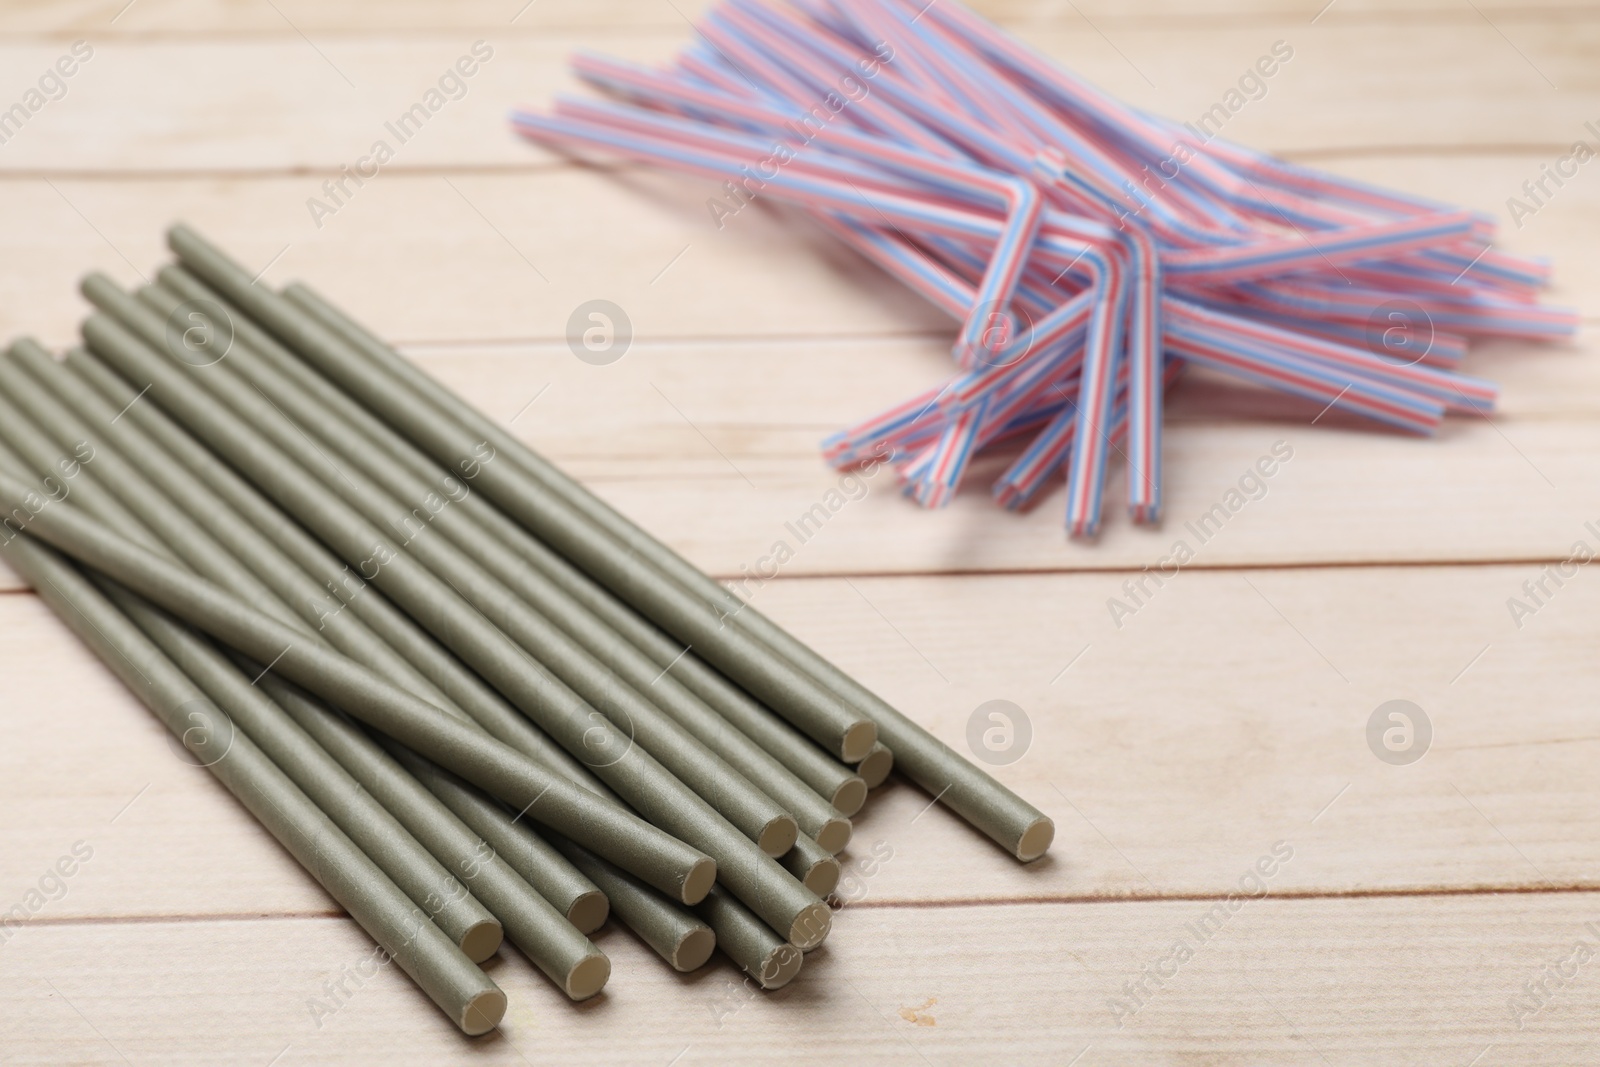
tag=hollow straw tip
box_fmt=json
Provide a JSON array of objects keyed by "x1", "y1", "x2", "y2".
[
  {"x1": 458, "y1": 919, "x2": 505, "y2": 964},
  {"x1": 459, "y1": 989, "x2": 509, "y2": 1037},
  {"x1": 565, "y1": 953, "x2": 612, "y2": 1002},
  {"x1": 840, "y1": 720, "x2": 877, "y2": 764},
  {"x1": 758, "y1": 814, "x2": 800, "y2": 858},
  {"x1": 754, "y1": 943, "x2": 805, "y2": 991},
  {"x1": 673, "y1": 926, "x2": 717, "y2": 973},
  {"x1": 830, "y1": 777, "x2": 868, "y2": 819},
  {"x1": 855, "y1": 745, "x2": 894, "y2": 790},
  {"x1": 814, "y1": 816, "x2": 852, "y2": 856},
  {"x1": 802, "y1": 855, "x2": 842, "y2": 898},
  {"x1": 788, "y1": 901, "x2": 832, "y2": 952},
  {"x1": 567, "y1": 890, "x2": 610, "y2": 936},
  {"x1": 681, "y1": 856, "x2": 717, "y2": 905},
  {"x1": 1015, "y1": 815, "x2": 1055, "y2": 863}
]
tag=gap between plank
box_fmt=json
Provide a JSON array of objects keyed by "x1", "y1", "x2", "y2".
[{"x1": 14, "y1": 881, "x2": 1600, "y2": 932}]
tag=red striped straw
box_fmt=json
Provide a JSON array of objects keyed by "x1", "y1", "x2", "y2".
[{"x1": 511, "y1": 0, "x2": 1577, "y2": 541}]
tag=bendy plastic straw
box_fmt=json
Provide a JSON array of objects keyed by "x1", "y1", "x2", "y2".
[
  {"x1": 510, "y1": 0, "x2": 1575, "y2": 542},
  {"x1": 0, "y1": 530, "x2": 507, "y2": 1035}
]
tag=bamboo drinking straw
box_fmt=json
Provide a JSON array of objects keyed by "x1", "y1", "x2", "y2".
[
  {"x1": 45, "y1": 350, "x2": 724, "y2": 976},
  {"x1": 149, "y1": 269, "x2": 851, "y2": 857},
  {"x1": 115, "y1": 275, "x2": 799, "y2": 862},
  {"x1": 0, "y1": 533, "x2": 507, "y2": 1034},
  {"x1": 77, "y1": 309, "x2": 827, "y2": 950},
  {"x1": 170, "y1": 224, "x2": 875, "y2": 767},
  {"x1": 0, "y1": 469, "x2": 717, "y2": 904},
  {"x1": 391, "y1": 748, "x2": 610, "y2": 936},
  {"x1": 258, "y1": 675, "x2": 612, "y2": 1001},
  {"x1": 269, "y1": 267, "x2": 1053, "y2": 861},
  {"x1": 855, "y1": 742, "x2": 895, "y2": 790}
]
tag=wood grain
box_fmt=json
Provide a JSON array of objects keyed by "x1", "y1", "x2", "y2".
[
  {"x1": 0, "y1": 19, "x2": 1592, "y2": 177},
  {"x1": 0, "y1": 0, "x2": 1592, "y2": 1061},
  {"x1": 2, "y1": 893, "x2": 1594, "y2": 1065},
  {"x1": 5, "y1": 560, "x2": 1599, "y2": 917}
]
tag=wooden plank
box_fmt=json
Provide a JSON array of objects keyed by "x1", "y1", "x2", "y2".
[
  {"x1": 6, "y1": 326, "x2": 1593, "y2": 591},
  {"x1": 4, "y1": 560, "x2": 1599, "y2": 919},
  {"x1": 6, "y1": 0, "x2": 1598, "y2": 35},
  {"x1": 1, "y1": 892, "x2": 1593, "y2": 1064},
  {"x1": 0, "y1": 149, "x2": 1592, "y2": 352},
  {"x1": 0, "y1": 18, "x2": 1594, "y2": 175}
]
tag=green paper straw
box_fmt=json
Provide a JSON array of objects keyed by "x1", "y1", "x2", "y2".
[
  {"x1": 0, "y1": 469, "x2": 717, "y2": 905},
  {"x1": 258, "y1": 675, "x2": 611, "y2": 1000},
  {"x1": 268, "y1": 265, "x2": 1053, "y2": 862},
  {"x1": 151, "y1": 266, "x2": 853, "y2": 856},
  {"x1": 51, "y1": 349, "x2": 720, "y2": 976},
  {"x1": 133, "y1": 270, "x2": 799, "y2": 860},
  {"x1": 169, "y1": 225, "x2": 876, "y2": 766},
  {"x1": 0, "y1": 531, "x2": 506, "y2": 1035},
  {"x1": 77, "y1": 300, "x2": 825, "y2": 949}
]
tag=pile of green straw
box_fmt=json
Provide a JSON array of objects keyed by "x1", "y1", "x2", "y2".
[{"x1": 0, "y1": 225, "x2": 1054, "y2": 1034}]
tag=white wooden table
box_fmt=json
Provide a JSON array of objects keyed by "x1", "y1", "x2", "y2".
[{"x1": 1, "y1": 2, "x2": 1596, "y2": 1063}]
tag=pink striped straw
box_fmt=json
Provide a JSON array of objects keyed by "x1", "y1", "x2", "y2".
[{"x1": 512, "y1": 0, "x2": 1578, "y2": 542}]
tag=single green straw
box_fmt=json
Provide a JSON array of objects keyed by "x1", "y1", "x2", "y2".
[
  {"x1": 0, "y1": 470, "x2": 717, "y2": 904},
  {"x1": 0, "y1": 532, "x2": 506, "y2": 1035},
  {"x1": 855, "y1": 742, "x2": 895, "y2": 791},
  {"x1": 269, "y1": 266, "x2": 1054, "y2": 862},
  {"x1": 257, "y1": 674, "x2": 611, "y2": 1000},
  {"x1": 392, "y1": 748, "x2": 610, "y2": 935},
  {"x1": 169, "y1": 225, "x2": 876, "y2": 767},
  {"x1": 78, "y1": 305, "x2": 825, "y2": 950},
  {"x1": 152, "y1": 265, "x2": 855, "y2": 854},
  {"x1": 52, "y1": 349, "x2": 719, "y2": 976}
]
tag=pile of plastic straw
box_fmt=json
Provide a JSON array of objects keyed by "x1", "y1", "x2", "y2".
[
  {"x1": 0, "y1": 225, "x2": 1054, "y2": 1034},
  {"x1": 512, "y1": 0, "x2": 1577, "y2": 537}
]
